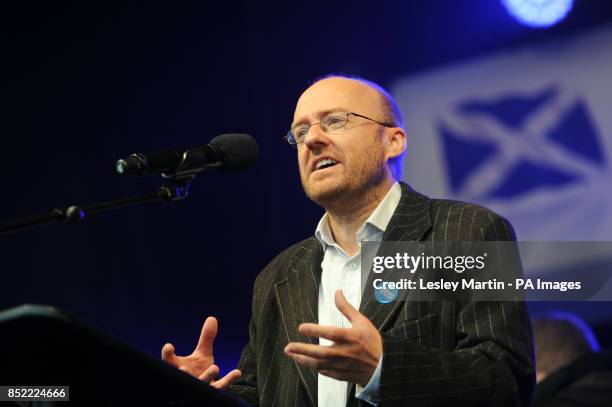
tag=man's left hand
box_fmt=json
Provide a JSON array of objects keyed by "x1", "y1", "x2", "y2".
[{"x1": 284, "y1": 289, "x2": 382, "y2": 386}]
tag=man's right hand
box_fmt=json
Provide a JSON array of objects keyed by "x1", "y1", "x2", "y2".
[{"x1": 162, "y1": 316, "x2": 242, "y2": 389}]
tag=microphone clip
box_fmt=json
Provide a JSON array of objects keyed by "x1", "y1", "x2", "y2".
[
  {"x1": 158, "y1": 176, "x2": 193, "y2": 202},
  {"x1": 161, "y1": 146, "x2": 220, "y2": 180}
]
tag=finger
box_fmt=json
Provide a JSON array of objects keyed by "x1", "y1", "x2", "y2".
[
  {"x1": 285, "y1": 351, "x2": 331, "y2": 371},
  {"x1": 196, "y1": 316, "x2": 218, "y2": 356},
  {"x1": 334, "y1": 290, "x2": 360, "y2": 322},
  {"x1": 298, "y1": 323, "x2": 352, "y2": 342},
  {"x1": 211, "y1": 369, "x2": 242, "y2": 389},
  {"x1": 161, "y1": 343, "x2": 179, "y2": 365},
  {"x1": 285, "y1": 342, "x2": 339, "y2": 360},
  {"x1": 198, "y1": 364, "x2": 220, "y2": 383}
]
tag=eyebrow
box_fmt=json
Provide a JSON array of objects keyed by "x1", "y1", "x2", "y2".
[{"x1": 290, "y1": 107, "x2": 348, "y2": 129}]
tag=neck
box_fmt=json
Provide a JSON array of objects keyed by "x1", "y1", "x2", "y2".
[{"x1": 325, "y1": 179, "x2": 394, "y2": 256}]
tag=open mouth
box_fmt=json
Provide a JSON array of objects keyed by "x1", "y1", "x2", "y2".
[{"x1": 313, "y1": 158, "x2": 338, "y2": 172}]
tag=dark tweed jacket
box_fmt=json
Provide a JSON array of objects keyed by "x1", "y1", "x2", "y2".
[{"x1": 228, "y1": 182, "x2": 535, "y2": 406}]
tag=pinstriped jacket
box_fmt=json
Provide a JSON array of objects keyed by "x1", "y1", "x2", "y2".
[{"x1": 229, "y1": 182, "x2": 535, "y2": 406}]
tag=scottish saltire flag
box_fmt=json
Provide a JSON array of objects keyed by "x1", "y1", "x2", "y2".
[{"x1": 393, "y1": 24, "x2": 612, "y2": 245}]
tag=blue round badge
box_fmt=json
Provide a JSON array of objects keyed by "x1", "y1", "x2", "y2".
[{"x1": 374, "y1": 287, "x2": 398, "y2": 304}]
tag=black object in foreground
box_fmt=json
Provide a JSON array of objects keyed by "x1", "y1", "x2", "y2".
[
  {"x1": 116, "y1": 133, "x2": 259, "y2": 176},
  {"x1": 0, "y1": 305, "x2": 248, "y2": 406}
]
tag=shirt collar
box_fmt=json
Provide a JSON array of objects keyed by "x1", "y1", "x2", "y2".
[{"x1": 314, "y1": 181, "x2": 402, "y2": 250}]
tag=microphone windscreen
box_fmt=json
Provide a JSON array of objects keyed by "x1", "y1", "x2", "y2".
[{"x1": 210, "y1": 133, "x2": 259, "y2": 170}]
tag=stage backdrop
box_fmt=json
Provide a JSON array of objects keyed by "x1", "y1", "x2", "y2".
[{"x1": 394, "y1": 23, "x2": 612, "y2": 320}]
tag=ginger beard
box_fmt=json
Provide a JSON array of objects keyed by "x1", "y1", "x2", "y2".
[{"x1": 299, "y1": 129, "x2": 390, "y2": 210}]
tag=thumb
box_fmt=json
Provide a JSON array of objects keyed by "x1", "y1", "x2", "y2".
[
  {"x1": 161, "y1": 343, "x2": 179, "y2": 365},
  {"x1": 334, "y1": 290, "x2": 359, "y2": 322}
]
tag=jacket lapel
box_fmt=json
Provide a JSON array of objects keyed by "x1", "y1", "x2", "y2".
[
  {"x1": 359, "y1": 182, "x2": 432, "y2": 331},
  {"x1": 347, "y1": 183, "x2": 433, "y2": 406},
  {"x1": 274, "y1": 238, "x2": 323, "y2": 406}
]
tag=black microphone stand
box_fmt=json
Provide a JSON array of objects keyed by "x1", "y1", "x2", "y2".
[
  {"x1": 0, "y1": 150, "x2": 210, "y2": 234},
  {"x1": 0, "y1": 176, "x2": 193, "y2": 234}
]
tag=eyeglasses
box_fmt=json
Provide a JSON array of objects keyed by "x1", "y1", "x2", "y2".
[{"x1": 285, "y1": 112, "x2": 394, "y2": 147}]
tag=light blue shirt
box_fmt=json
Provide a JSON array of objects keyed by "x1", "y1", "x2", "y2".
[{"x1": 314, "y1": 182, "x2": 401, "y2": 407}]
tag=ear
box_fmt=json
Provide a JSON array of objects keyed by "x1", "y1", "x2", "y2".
[{"x1": 384, "y1": 127, "x2": 407, "y2": 160}]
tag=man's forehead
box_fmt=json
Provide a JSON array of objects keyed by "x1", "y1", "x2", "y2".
[{"x1": 293, "y1": 78, "x2": 381, "y2": 122}]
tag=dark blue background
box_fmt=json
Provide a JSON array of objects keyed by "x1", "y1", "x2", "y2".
[{"x1": 2, "y1": 0, "x2": 612, "y2": 372}]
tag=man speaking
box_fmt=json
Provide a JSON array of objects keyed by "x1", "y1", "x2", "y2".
[{"x1": 162, "y1": 75, "x2": 535, "y2": 406}]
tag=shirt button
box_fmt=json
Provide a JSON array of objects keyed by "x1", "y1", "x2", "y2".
[{"x1": 349, "y1": 263, "x2": 357, "y2": 271}]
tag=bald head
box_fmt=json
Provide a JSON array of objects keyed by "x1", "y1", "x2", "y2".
[
  {"x1": 300, "y1": 75, "x2": 404, "y2": 129},
  {"x1": 532, "y1": 313, "x2": 600, "y2": 383},
  {"x1": 294, "y1": 77, "x2": 384, "y2": 126}
]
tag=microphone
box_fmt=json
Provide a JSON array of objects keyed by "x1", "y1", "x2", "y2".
[{"x1": 116, "y1": 133, "x2": 258, "y2": 176}]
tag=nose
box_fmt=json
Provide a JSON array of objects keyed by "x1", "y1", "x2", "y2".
[{"x1": 303, "y1": 124, "x2": 330, "y2": 150}]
